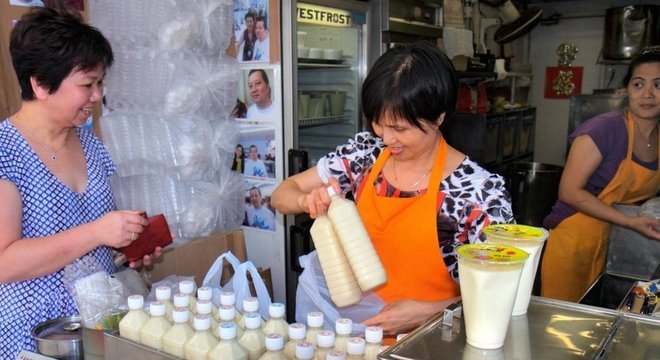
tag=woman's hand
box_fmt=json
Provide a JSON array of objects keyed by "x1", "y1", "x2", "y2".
[
  {"x1": 626, "y1": 215, "x2": 660, "y2": 240},
  {"x1": 91, "y1": 210, "x2": 149, "y2": 249},
  {"x1": 299, "y1": 178, "x2": 341, "y2": 219},
  {"x1": 361, "y1": 299, "x2": 433, "y2": 335}
]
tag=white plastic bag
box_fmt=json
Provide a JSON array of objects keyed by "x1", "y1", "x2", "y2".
[
  {"x1": 296, "y1": 251, "x2": 385, "y2": 334},
  {"x1": 201, "y1": 251, "x2": 242, "y2": 307},
  {"x1": 232, "y1": 261, "x2": 273, "y2": 320}
]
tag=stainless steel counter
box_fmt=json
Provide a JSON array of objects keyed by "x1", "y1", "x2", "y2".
[{"x1": 378, "y1": 296, "x2": 659, "y2": 359}]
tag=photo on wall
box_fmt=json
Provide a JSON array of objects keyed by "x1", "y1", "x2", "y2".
[
  {"x1": 242, "y1": 180, "x2": 276, "y2": 232},
  {"x1": 232, "y1": 66, "x2": 279, "y2": 122},
  {"x1": 235, "y1": 123, "x2": 276, "y2": 179},
  {"x1": 233, "y1": 0, "x2": 269, "y2": 63}
]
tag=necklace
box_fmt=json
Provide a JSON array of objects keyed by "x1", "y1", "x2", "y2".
[
  {"x1": 19, "y1": 122, "x2": 70, "y2": 160},
  {"x1": 392, "y1": 159, "x2": 432, "y2": 191},
  {"x1": 634, "y1": 121, "x2": 658, "y2": 148}
]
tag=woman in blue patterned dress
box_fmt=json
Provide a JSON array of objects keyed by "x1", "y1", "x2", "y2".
[{"x1": 0, "y1": 8, "x2": 156, "y2": 357}]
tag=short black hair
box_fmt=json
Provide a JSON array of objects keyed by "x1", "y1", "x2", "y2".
[
  {"x1": 9, "y1": 7, "x2": 114, "y2": 101},
  {"x1": 362, "y1": 41, "x2": 457, "y2": 132},
  {"x1": 255, "y1": 16, "x2": 268, "y2": 30},
  {"x1": 248, "y1": 69, "x2": 270, "y2": 85},
  {"x1": 622, "y1": 46, "x2": 660, "y2": 87}
]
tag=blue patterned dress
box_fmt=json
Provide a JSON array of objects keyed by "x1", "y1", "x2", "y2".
[{"x1": 0, "y1": 119, "x2": 117, "y2": 357}]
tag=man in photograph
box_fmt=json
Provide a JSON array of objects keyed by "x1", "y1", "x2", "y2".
[
  {"x1": 252, "y1": 16, "x2": 269, "y2": 61},
  {"x1": 245, "y1": 187, "x2": 276, "y2": 231},
  {"x1": 244, "y1": 144, "x2": 268, "y2": 177},
  {"x1": 246, "y1": 69, "x2": 276, "y2": 120}
]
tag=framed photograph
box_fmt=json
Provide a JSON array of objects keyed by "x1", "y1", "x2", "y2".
[
  {"x1": 233, "y1": 66, "x2": 280, "y2": 122},
  {"x1": 242, "y1": 180, "x2": 277, "y2": 232},
  {"x1": 233, "y1": 0, "x2": 269, "y2": 63},
  {"x1": 235, "y1": 123, "x2": 276, "y2": 180}
]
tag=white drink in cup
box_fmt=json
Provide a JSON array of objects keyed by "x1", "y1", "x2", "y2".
[
  {"x1": 483, "y1": 224, "x2": 549, "y2": 316},
  {"x1": 457, "y1": 244, "x2": 528, "y2": 349}
]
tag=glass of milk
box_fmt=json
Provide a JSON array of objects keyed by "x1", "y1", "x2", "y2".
[
  {"x1": 457, "y1": 244, "x2": 528, "y2": 349},
  {"x1": 483, "y1": 224, "x2": 549, "y2": 315}
]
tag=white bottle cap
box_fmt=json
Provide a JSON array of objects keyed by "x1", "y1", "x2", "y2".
[
  {"x1": 365, "y1": 326, "x2": 384, "y2": 343},
  {"x1": 155, "y1": 286, "x2": 171, "y2": 301},
  {"x1": 244, "y1": 312, "x2": 262, "y2": 329},
  {"x1": 179, "y1": 280, "x2": 195, "y2": 295},
  {"x1": 172, "y1": 307, "x2": 189, "y2": 324},
  {"x1": 196, "y1": 299, "x2": 213, "y2": 315},
  {"x1": 197, "y1": 286, "x2": 213, "y2": 301},
  {"x1": 335, "y1": 318, "x2": 352, "y2": 335},
  {"x1": 269, "y1": 302, "x2": 285, "y2": 318},
  {"x1": 220, "y1": 291, "x2": 236, "y2": 306},
  {"x1": 288, "y1": 322, "x2": 307, "y2": 340},
  {"x1": 127, "y1": 295, "x2": 144, "y2": 310},
  {"x1": 396, "y1": 333, "x2": 408, "y2": 341},
  {"x1": 193, "y1": 314, "x2": 211, "y2": 331},
  {"x1": 326, "y1": 186, "x2": 338, "y2": 197},
  {"x1": 264, "y1": 333, "x2": 284, "y2": 351},
  {"x1": 326, "y1": 350, "x2": 347, "y2": 360},
  {"x1": 316, "y1": 330, "x2": 335, "y2": 348},
  {"x1": 149, "y1": 301, "x2": 166, "y2": 317},
  {"x1": 173, "y1": 293, "x2": 190, "y2": 308},
  {"x1": 218, "y1": 305, "x2": 236, "y2": 321},
  {"x1": 243, "y1": 297, "x2": 259, "y2": 313},
  {"x1": 294, "y1": 341, "x2": 315, "y2": 360},
  {"x1": 307, "y1": 311, "x2": 324, "y2": 328},
  {"x1": 347, "y1": 337, "x2": 366, "y2": 355},
  {"x1": 218, "y1": 322, "x2": 237, "y2": 340}
]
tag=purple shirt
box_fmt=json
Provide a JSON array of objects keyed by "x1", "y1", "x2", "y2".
[{"x1": 543, "y1": 111, "x2": 657, "y2": 228}]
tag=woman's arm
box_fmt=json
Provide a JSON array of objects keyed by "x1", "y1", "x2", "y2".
[
  {"x1": 271, "y1": 167, "x2": 340, "y2": 218},
  {"x1": 362, "y1": 296, "x2": 461, "y2": 335}
]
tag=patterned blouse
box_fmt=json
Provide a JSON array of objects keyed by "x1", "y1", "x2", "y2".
[{"x1": 316, "y1": 132, "x2": 514, "y2": 282}]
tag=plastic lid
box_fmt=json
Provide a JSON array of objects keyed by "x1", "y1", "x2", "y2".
[
  {"x1": 243, "y1": 297, "x2": 259, "y2": 313},
  {"x1": 196, "y1": 299, "x2": 213, "y2": 315},
  {"x1": 172, "y1": 307, "x2": 189, "y2": 324},
  {"x1": 149, "y1": 301, "x2": 166, "y2": 317},
  {"x1": 294, "y1": 341, "x2": 315, "y2": 360},
  {"x1": 155, "y1": 286, "x2": 171, "y2": 301},
  {"x1": 220, "y1": 291, "x2": 236, "y2": 306},
  {"x1": 179, "y1": 280, "x2": 195, "y2": 295},
  {"x1": 456, "y1": 243, "x2": 529, "y2": 266},
  {"x1": 269, "y1": 302, "x2": 285, "y2": 318},
  {"x1": 316, "y1": 330, "x2": 335, "y2": 348},
  {"x1": 326, "y1": 186, "x2": 338, "y2": 198},
  {"x1": 483, "y1": 224, "x2": 549, "y2": 243},
  {"x1": 396, "y1": 333, "x2": 408, "y2": 342},
  {"x1": 288, "y1": 322, "x2": 307, "y2": 340},
  {"x1": 197, "y1": 286, "x2": 213, "y2": 301},
  {"x1": 219, "y1": 322, "x2": 237, "y2": 340},
  {"x1": 127, "y1": 295, "x2": 144, "y2": 310},
  {"x1": 218, "y1": 305, "x2": 236, "y2": 321},
  {"x1": 173, "y1": 293, "x2": 190, "y2": 308},
  {"x1": 347, "y1": 337, "x2": 366, "y2": 355},
  {"x1": 335, "y1": 318, "x2": 352, "y2": 335},
  {"x1": 193, "y1": 314, "x2": 211, "y2": 331},
  {"x1": 265, "y1": 333, "x2": 284, "y2": 351},
  {"x1": 307, "y1": 311, "x2": 324, "y2": 328},
  {"x1": 244, "y1": 312, "x2": 262, "y2": 329},
  {"x1": 326, "y1": 350, "x2": 347, "y2": 360},
  {"x1": 365, "y1": 326, "x2": 383, "y2": 343}
]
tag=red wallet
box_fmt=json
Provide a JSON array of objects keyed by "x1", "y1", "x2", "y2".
[{"x1": 120, "y1": 213, "x2": 173, "y2": 262}]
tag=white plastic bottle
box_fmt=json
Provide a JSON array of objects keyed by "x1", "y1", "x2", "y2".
[
  {"x1": 179, "y1": 280, "x2": 197, "y2": 313},
  {"x1": 309, "y1": 215, "x2": 362, "y2": 307},
  {"x1": 239, "y1": 297, "x2": 263, "y2": 330},
  {"x1": 364, "y1": 326, "x2": 383, "y2": 360},
  {"x1": 162, "y1": 307, "x2": 194, "y2": 358},
  {"x1": 238, "y1": 312, "x2": 266, "y2": 360},
  {"x1": 221, "y1": 291, "x2": 243, "y2": 325},
  {"x1": 155, "y1": 286, "x2": 174, "y2": 323},
  {"x1": 119, "y1": 294, "x2": 150, "y2": 343},
  {"x1": 197, "y1": 286, "x2": 219, "y2": 319},
  {"x1": 315, "y1": 330, "x2": 336, "y2": 360},
  {"x1": 263, "y1": 303, "x2": 289, "y2": 342},
  {"x1": 139, "y1": 301, "x2": 171, "y2": 350},
  {"x1": 333, "y1": 318, "x2": 352, "y2": 353},
  {"x1": 185, "y1": 314, "x2": 218, "y2": 360},
  {"x1": 209, "y1": 322, "x2": 249, "y2": 360},
  {"x1": 346, "y1": 337, "x2": 366, "y2": 359},
  {"x1": 294, "y1": 341, "x2": 316, "y2": 360},
  {"x1": 305, "y1": 311, "x2": 324, "y2": 347},
  {"x1": 326, "y1": 350, "x2": 347, "y2": 360},
  {"x1": 326, "y1": 186, "x2": 387, "y2": 292},
  {"x1": 219, "y1": 305, "x2": 244, "y2": 340},
  {"x1": 197, "y1": 299, "x2": 219, "y2": 334},
  {"x1": 258, "y1": 333, "x2": 287, "y2": 360},
  {"x1": 283, "y1": 323, "x2": 307, "y2": 359}
]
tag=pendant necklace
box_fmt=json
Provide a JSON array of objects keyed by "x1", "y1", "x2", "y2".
[
  {"x1": 392, "y1": 159, "x2": 431, "y2": 191},
  {"x1": 21, "y1": 124, "x2": 70, "y2": 160},
  {"x1": 634, "y1": 121, "x2": 657, "y2": 148}
]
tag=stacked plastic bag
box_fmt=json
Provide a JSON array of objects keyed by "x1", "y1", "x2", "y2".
[{"x1": 89, "y1": 0, "x2": 243, "y2": 243}]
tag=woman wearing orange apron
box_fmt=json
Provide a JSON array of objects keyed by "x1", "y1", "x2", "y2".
[
  {"x1": 272, "y1": 42, "x2": 514, "y2": 333},
  {"x1": 541, "y1": 49, "x2": 660, "y2": 302}
]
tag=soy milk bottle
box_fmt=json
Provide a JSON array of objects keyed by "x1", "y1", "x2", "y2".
[
  {"x1": 119, "y1": 294, "x2": 150, "y2": 342},
  {"x1": 162, "y1": 307, "x2": 194, "y2": 358},
  {"x1": 139, "y1": 301, "x2": 171, "y2": 350},
  {"x1": 221, "y1": 291, "x2": 243, "y2": 325},
  {"x1": 346, "y1": 337, "x2": 366, "y2": 359},
  {"x1": 239, "y1": 297, "x2": 263, "y2": 330},
  {"x1": 333, "y1": 318, "x2": 352, "y2": 353},
  {"x1": 155, "y1": 286, "x2": 174, "y2": 322},
  {"x1": 179, "y1": 280, "x2": 197, "y2": 313},
  {"x1": 185, "y1": 314, "x2": 218, "y2": 360},
  {"x1": 283, "y1": 323, "x2": 307, "y2": 359},
  {"x1": 197, "y1": 286, "x2": 219, "y2": 318},
  {"x1": 219, "y1": 305, "x2": 244, "y2": 340},
  {"x1": 364, "y1": 326, "x2": 383, "y2": 360},
  {"x1": 238, "y1": 312, "x2": 266, "y2": 360},
  {"x1": 309, "y1": 215, "x2": 362, "y2": 307},
  {"x1": 315, "y1": 330, "x2": 336, "y2": 360},
  {"x1": 263, "y1": 303, "x2": 289, "y2": 341},
  {"x1": 258, "y1": 333, "x2": 287, "y2": 360},
  {"x1": 305, "y1": 312, "x2": 324, "y2": 346},
  {"x1": 294, "y1": 341, "x2": 315, "y2": 360},
  {"x1": 326, "y1": 186, "x2": 387, "y2": 291},
  {"x1": 196, "y1": 299, "x2": 219, "y2": 333},
  {"x1": 209, "y1": 322, "x2": 249, "y2": 360},
  {"x1": 326, "y1": 350, "x2": 347, "y2": 360}
]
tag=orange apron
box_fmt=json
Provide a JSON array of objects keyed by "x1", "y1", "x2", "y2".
[
  {"x1": 541, "y1": 113, "x2": 659, "y2": 301},
  {"x1": 356, "y1": 138, "x2": 460, "y2": 303}
]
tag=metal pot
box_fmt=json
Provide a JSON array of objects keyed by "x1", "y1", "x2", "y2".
[
  {"x1": 505, "y1": 162, "x2": 563, "y2": 227},
  {"x1": 32, "y1": 315, "x2": 83, "y2": 360},
  {"x1": 602, "y1": 5, "x2": 660, "y2": 60}
]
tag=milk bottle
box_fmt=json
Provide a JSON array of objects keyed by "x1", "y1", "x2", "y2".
[
  {"x1": 364, "y1": 326, "x2": 383, "y2": 360},
  {"x1": 196, "y1": 299, "x2": 218, "y2": 334},
  {"x1": 258, "y1": 333, "x2": 287, "y2": 360},
  {"x1": 310, "y1": 215, "x2": 362, "y2": 307},
  {"x1": 155, "y1": 286, "x2": 174, "y2": 322},
  {"x1": 209, "y1": 322, "x2": 249, "y2": 360},
  {"x1": 179, "y1": 280, "x2": 197, "y2": 313},
  {"x1": 119, "y1": 294, "x2": 150, "y2": 342},
  {"x1": 346, "y1": 337, "x2": 366, "y2": 359},
  {"x1": 221, "y1": 291, "x2": 243, "y2": 325},
  {"x1": 283, "y1": 322, "x2": 307, "y2": 359},
  {"x1": 326, "y1": 186, "x2": 387, "y2": 292},
  {"x1": 239, "y1": 297, "x2": 262, "y2": 330},
  {"x1": 305, "y1": 311, "x2": 324, "y2": 346},
  {"x1": 294, "y1": 341, "x2": 315, "y2": 360},
  {"x1": 162, "y1": 307, "x2": 194, "y2": 358},
  {"x1": 326, "y1": 351, "x2": 347, "y2": 360},
  {"x1": 139, "y1": 301, "x2": 171, "y2": 350},
  {"x1": 198, "y1": 286, "x2": 219, "y2": 318},
  {"x1": 238, "y1": 312, "x2": 266, "y2": 360},
  {"x1": 219, "y1": 305, "x2": 244, "y2": 340},
  {"x1": 312, "y1": 330, "x2": 334, "y2": 360},
  {"x1": 185, "y1": 314, "x2": 218, "y2": 360},
  {"x1": 333, "y1": 318, "x2": 352, "y2": 353},
  {"x1": 263, "y1": 303, "x2": 289, "y2": 341}
]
